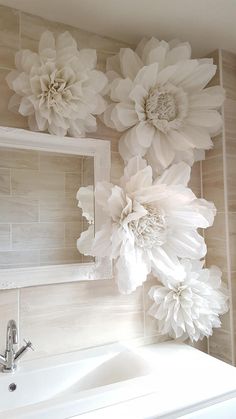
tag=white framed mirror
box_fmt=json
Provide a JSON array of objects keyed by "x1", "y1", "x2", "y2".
[{"x1": 0, "y1": 127, "x2": 112, "y2": 289}]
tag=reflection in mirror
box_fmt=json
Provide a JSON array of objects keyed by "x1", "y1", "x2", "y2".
[{"x1": 0, "y1": 148, "x2": 94, "y2": 270}]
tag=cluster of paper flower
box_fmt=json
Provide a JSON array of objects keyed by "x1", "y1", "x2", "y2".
[{"x1": 7, "y1": 32, "x2": 228, "y2": 342}]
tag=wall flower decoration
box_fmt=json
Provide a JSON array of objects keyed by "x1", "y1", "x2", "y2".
[
  {"x1": 76, "y1": 185, "x2": 94, "y2": 256},
  {"x1": 102, "y1": 37, "x2": 225, "y2": 173},
  {"x1": 91, "y1": 156, "x2": 216, "y2": 294},
  {"x1": 6, "y1": 31, "x2": 107, "y2": 137},
  {"x1": 148, "y1": 259, "x2": 228, "y2": 341}
]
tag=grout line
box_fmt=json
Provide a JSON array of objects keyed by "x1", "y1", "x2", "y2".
[{"x1": 219, "y1": 49, "x2": 235, "y2": 366}]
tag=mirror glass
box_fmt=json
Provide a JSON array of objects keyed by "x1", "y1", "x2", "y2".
[{"x1": 0, "y1": 147, "x2": 94, "y2": 270}]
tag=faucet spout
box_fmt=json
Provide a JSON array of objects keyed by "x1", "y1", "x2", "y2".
[{"x1": 6, "y1": 320, "x2": 18, "y2": 350}]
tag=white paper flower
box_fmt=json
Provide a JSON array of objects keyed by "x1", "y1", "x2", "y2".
[
  {"x1": 91, "y1": 156, "x2": 216, "y2": 294},
  {"x1": 148, "y1": 259, "x2": 229, "y2": 341},
  {"x1": 102, "y1": 37, "x2": 225, "y2": 173},
  {"x1": 6, "y1": 31, "x2": 107, "y2": 137},
  {"x1": 77, "y1": 185, "x2": 94, "y2": 256}
]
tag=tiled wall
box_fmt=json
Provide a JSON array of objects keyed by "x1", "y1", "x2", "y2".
[
  {"x1": 0, "y1": 5, "x2": 202, "y2": 359},
  {"x1": 202, "y1": 50, "x2": 236, "y2": 365},
  {"x1": 0, "y1": 149, "x2": 95, "y2": 269}
]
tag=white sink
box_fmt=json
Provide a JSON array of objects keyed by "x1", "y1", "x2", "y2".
[{"x1": 0, "y1": 343, "x2": 154, "y2": 419}]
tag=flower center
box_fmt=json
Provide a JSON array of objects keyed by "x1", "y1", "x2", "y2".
[
  {"x1": 146, "y1": 90, "x2": 177, "y2": 123},
  {"x1": 173, "y1": 284, "x2": 188, "y2": 300},
  {"x1": 129, "y1": 204, "x2": 167, "y2": 249},
  {"x1": 144, "y1": 83, "x2": 188, "y2": 133}
]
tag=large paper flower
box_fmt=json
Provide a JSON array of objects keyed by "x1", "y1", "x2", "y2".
[
  {"x1": 91, "y1": 156, "x2": 216, "y2": 294},
  {"x1": 6, "y1": 31, "x2": 107, "y2": 137},
  {"x1": 77, "y1": 185, "x2": 94, "y2": 256},
  {"x1": 148, "y1": 259, "x2": 228, "y2": 341},
  {"x1": 102, "y1": 37, "x2": 225, "y2": 173}
]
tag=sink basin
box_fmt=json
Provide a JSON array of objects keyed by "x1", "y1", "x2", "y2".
[{"x1": 0, "y1": 343, "x2": 154, "y2": 419}]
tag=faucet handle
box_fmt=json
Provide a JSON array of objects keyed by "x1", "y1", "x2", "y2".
[{"x1": 23, "y1": 339, "x2": 34, "y2": 351}]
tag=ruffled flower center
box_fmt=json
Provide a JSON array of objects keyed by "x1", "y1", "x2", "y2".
[
  {"x1": 145, "y1": 83, "x2": 188, "y2": 133},
  {"x1": 39, "y1": 71, "x2": 72, "y2": 110},
  {"x1": 172, "y1": 284, "x2": 188, "y2": 300},
  {"x1": 129, "y1": 204, "x2": 167, "y2": 248}
]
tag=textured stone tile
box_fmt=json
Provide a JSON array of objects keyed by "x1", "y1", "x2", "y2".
[
  {"x1": 12, "y1": 222, "x2": 64, "y2": 250},
  {"x1": 0, "y1": 147, "x2": 39, "y2": 170},
  {"x1": 202, "y1": 156, "x2": 225, "y2": 212},
  {"x1": 0, "y1": 224, "x2": 11, "y2": 251},
  {"x1": 82, "y1": 157, "x2": 94, "y2": 186},
  {"x1": 0, "y1": 168, "x2": 10, "y2": 195},
  {"x1": 11, "y1": 169, "x2": 65, "y2": 199},
  {"x1": 111, "y1": 152, "x2": 124, "y2": 184},
  {"x1": 40, "y1": 247, "x2": 83, "y2": 265},
  {"x1": 222, "y1": 49, "x2": 236, "y2": 101},
  {"x1": 0, "y1": 289, "x2": 19, "y2": 354},
  {"x1": 65, "y1": 221, "x2": 84, "y2": 247},
  {"x1": 209, "y1": 328, "x2": 233, "y2": 364},
  {"x1": 229, "y1": 213, "x2": 236, "y2": 271},
  {"x1": 0, "y1": 5, "x2": 19, "y2": 69},
  {"x1": 0, "y1": 249, "x2": 39, "y2": 268},
  {"x1": 20, "y1": 280, "x2": 143, "y2": 359},
  {"x1": 39, "y1": 152, "x2": 83, "y2": 174},
  {"x1": 40, "y1": 197, "x2": 82, "y2": 222},
  {"x1": 0, "y1": 68, "x2": 27, "y2": 128},
  {"x1": 0, "y1": 196, "x2": 38, "y2": 223},
  {"x1": 65, "y1": 173, "x2": 82, "y2": 196}
]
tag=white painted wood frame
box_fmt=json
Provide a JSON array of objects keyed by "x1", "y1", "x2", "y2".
[{"x1": 0, "y1": 127, "x2": 112, "y2": 289}]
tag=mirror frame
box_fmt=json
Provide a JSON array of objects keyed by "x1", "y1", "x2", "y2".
[{"x1": 0, "y1": 126, "x2": 112, "y2": 289}]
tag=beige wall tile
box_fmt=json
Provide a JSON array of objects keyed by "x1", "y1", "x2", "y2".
[
  {"x1": 202, "y1": 156, "x2": 225, "y2": 211},
  {"x1": 111, "y1": 152, "x2": 124, "y2": 184},
  {"x1": 188, "y1": 162, "x2": 201, "y2": 197},
  {"x1": 190, "y1": 338, "x2": 208, "y2": 353},
  {"x1": 40, "y1": 197, "x2": 82, "y2": 222},
  {"x1": 206, "y1": 238, "x2": 228, "y2": 272},
  {"x1": 222, "y1": 49, "x2": 236, "y2": 101},
  {"x1": 0, "y1": 249, "x2": 39, "y2": 268},
  {"x1": 0, "y1": 147, "x2": 39, "y2": 170},
  {"x1": 0, "y1": 289, "x2": 19, "y2": 354},
  {"x1": 204, "y1": 212, "x2": 226, "y2": 242},
  {"x1": 20, "y1": 280, "x2": 143, "y2": 359},
  {"x1": 0, "y1": 68, "x2": 28, "y2": 128},
  {"x1": 0, "y1": 224, "x2": 11, "y2": 250},
  {"x1": 229, "y1": 213, "x2": 236, "y2": 271},
  {"x1": 205, "y1": 134, "x2": 223, "y2": 159},
  {"x1": 0, "y1": 196, "x2": 38, "y2": 223},
  {"x1": 209, "y1": 328, "x2": 232, "y2": 364},
  {"x1": 39, "y1": 152, "x2": 83, "y2": 174},
  {"x1": 224, "y1": 99, "x2": 236, "y2": 156},
  {"x1": 11, "y1": 169, "x2": 65, "y2": 198},
  {"x1": 65, "y1": 221, "x2": 83, "y2": 247},
  {"x1": 82, "y1": 157, "x2": 94, "y2": 186},
  {"x1": 12, "y1": 222, "x2": 65, "y2": 250},
  {"x1": 227, "y1": 157, "x2": 236, "y2": 212},
  {"x1": 40, "y1": 247, "x2": 82, "y2": 265},
  {"x1": 90, "y1": 120, "x2": 120, "y2": 153},
  {"x1": 0, "y1": 5, "x2": 19, "y2": 69},
  {"x1": 0, "y1": 168, "x2": 10, "y2": 195},
  {"x1": 65, "y1": 172, "x2": 82, "y2": 196}
]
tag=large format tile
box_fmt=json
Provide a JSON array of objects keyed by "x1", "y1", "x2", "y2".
[
  {"x1": 202, "y1": 155, "x2": 225, "y2": 212},
  {"x1": 0, "y1": 68, "x2": 27, "y2": 128},
  {"x1": 12, "y1": 222, "x2": 65, "y2": 250},
  {"x1": 0, "y1": 196, "x2": 38, "y2": 223},
  {"x1": 0, "y1": 249, "x2": 39, "y2": 268},
  {"x1": 222, "y1": 49, "x2": 236, "y2": 101},
  {"x1": 0, "y1": 168, "x2": 10, "y2": 195},
  {"x1": 20, "y1": 280, "x2": 144, "y2": 359},
  {"x1": 0, "y1": 147, "x2": 39, "y2": 170},
  {"x1": 11, "y1": 169, "x2": 65, "y2": 199},
  {"x1": 229, "y1": 213, "x2": 236, "y2": 271},
  {"x1": 209, "y1": 328, "x2": 233, "y2": 364},
  {"x1": 0, "y1": 5, "x2": 19, "y2": 69},
  {"x1": 0, "y1": 289, "x2": 19, "y2": 355},
  {"x1": 39, "y1": 152, "x2": 83, "y2": 174},
  {"x1": 39, "y1": 247, "x2": 82, "y2": 265},
  {"x1": 0, "y1": 224, "x2": 11, "y2": 250}
]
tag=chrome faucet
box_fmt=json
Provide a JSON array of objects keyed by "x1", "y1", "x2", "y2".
[{"x1": 0, "y1": 319, "x2": 34, "y2": 373}]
